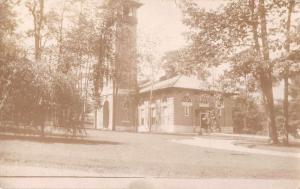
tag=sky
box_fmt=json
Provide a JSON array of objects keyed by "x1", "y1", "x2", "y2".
[
  {"x1": 137, "y1": 0, "x2": 224, "y2": 54},
  {"x1": 137, "y1": 0, "x2": 185, "y2": 53},
  {"x1": 136, "y1": 0, "x2": 229, "y2": 87}
]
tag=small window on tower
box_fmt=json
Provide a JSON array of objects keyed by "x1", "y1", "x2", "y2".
[{"x1": 128, "y1": 8, "x2": 134, "y2": 16}]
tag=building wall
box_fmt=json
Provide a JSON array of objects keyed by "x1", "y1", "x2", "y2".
[
  {"x1": 220, "y1": 95, "x2": 233, "y2": 133},
  {"x1": 173, "y1": 89, "x2": 212, "y2": 133},
  {"x1": 97, "y1": 93, "x2": 138, "y2": 131},
  {"x1": 138, "y1": 88, "x2": 234, "y2": 133},
  {"x1": 173, "y1": 91, "x2": 194, "y2": 127},
  {"x1": 137, "y1": 90, "x2": 174, "y2": 132},
  {"x1": 114, "y1": 93, "x2": 137, "y2": 131}
]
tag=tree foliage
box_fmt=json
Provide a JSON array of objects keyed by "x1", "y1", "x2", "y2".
[
  {"x1": 232, "y1": 96, "x2": 264, "y2": 134},
  {"x1": 162, "y1": 48, "x2": 210, "y2": 80},
  {"x1": 180, "y1": 0, "x2": 300, "y2": 143},
  {"x1": 0, "y1": 0, "x2": 137, "y2": 136}
]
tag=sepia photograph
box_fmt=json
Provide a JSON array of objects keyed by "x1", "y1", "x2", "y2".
[{"x1": 0, "y1": 0, "x2": 300, "y2": 188}]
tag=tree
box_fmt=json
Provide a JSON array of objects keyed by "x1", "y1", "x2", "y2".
[
  {"x1": 218, "y1": 55, "x2": 259, "y2": 133},
  {"x1": 232, "y1": 95, "x2": 264, "y2": 134},
  {"x1": 0, "y1": 0, "x2": 141, "y2": 136},
  {"x1": 289, "y1": 75, "x2": 300, "y2": 134},
  {"x1": 0, "y1": 0, "x2": 20, "y2": 112},
  {"x1": 180, "y1": 0, "x2": 300, "y2": 143},
  {"x1": 26, "y1": 0, "x2": 45, "y2": 62},
  {"x1": 269, "y1": 0, "x2": 299, "y2": 144},
  {"x1": 162, "y1": 48, "x2": 210, "y2": 80},
  {"x1": 254, "y1": 0, "x2": 300, "y2": 143},
  {"x1": 0, "y1": 0, "x2": 95, "y2": 137},
  {"x1": 137, "y1": 34, "x2": 163, "y2": 131},
  {"x1": 282, "y1": 0, "x2": 295, "y2": 144}
]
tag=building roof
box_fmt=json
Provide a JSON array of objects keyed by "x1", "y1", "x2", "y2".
[{"x1": 139, "y1": 75, "x2": 211, "y2": 93}]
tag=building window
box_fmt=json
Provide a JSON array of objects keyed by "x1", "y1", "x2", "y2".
[
  {"x1": 151, "y1": 107, "x2": 156, "y2": 125},
  {"x1": 140, "y1": 108, "x2": 144, "y2": 125},
  {"x1": 184, "y1": 106, "x2": 190, "y2": 117},
  {"x1": 199, "y1": 94, "x2": 210, "y2": 107},
  {"x1": 161, "y1": 105, "x2": 168, "y2": 124},
  {"x1": 215, "y1": 95, "x2": 224, "y2": 108},
  {"x1": 162, "y1": 96, "x2": 167, "y2": 103},
  {"x1": 182, "y1": 95, "x2": 192, "y2": 117},
  {"x1": 182, "y1": 95, "x2": 192, "y2": 104}
]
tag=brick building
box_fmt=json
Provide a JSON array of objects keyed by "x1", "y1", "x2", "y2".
[
  {"x1": 138, "y1": 75, "x2": 234, "y2": 133},
  {"x1": 95, "y1": 0, "x2": 234, "y2": 133}
]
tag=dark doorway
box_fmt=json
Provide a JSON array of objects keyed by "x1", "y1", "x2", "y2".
[
  {"x1": 103, "y1": 101, "x2": 109, "y2": 128},
  {"x1": 200, "y1": 113, "x2": 208, "y2": 130}
]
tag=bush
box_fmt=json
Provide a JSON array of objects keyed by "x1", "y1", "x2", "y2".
[{"x1": 0, "y1": 60, "x2": 85, "y2": 137}]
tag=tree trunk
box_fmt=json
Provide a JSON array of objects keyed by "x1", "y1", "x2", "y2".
[
  {"x1": 283, "y1": 73, "x2": 289, "y2": 144},
  {"x1": 243, "y1": 74, "x2": 249, "y2": 131},
  {"x1": 134, "y1": 86, "x2": 139, "y2": 132},
  {"x1": 260, "y1": 73, "x2": 278, "y2": 143},
  {"x1": 112, "y1": 79, "x2": 118, "y2": 131},
  {"x1": 36, "y1": 0, "x2": 44, "y2": 62},
  {"x1": 249, "y1": 0, "x2": 278, "y2": 143},
  {"x1": 0, "y1": 69, "x2": 16, "y2": 111},
  {"x1": 148, "y1": 77, "x2": 154, "y2": 132},
  {"x1": 57, "y1": 0, "x2": 66, "y2": 66},
  {"x1": 282, "y1": 0, "x2": 295, "y2": 145},
  {"x1": 258, "y1": 0, "x2": 278, "y2": 143}
]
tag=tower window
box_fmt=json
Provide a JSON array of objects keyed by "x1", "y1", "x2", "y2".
[
  {"x1": 123, "y1": 6, "x2": 130, "y2": 16},
  {"x1": 123, "y1": 6, "x2": 134, "y2": 17},
  {"x1": 129, "y1": 8, "x2": 134, "y2": 16}
]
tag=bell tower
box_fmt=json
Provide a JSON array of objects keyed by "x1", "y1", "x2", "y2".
[
  {"x1": 115, "y1": 0, "x2": 141, "y2": 91},
  {"x1": 97, "y1": 0, "x2": 142, "y2": 131}
]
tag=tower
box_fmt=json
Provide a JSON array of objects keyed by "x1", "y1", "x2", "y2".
[{"x1": 96, "y1": 0, "x2": 142, "y2": 131}]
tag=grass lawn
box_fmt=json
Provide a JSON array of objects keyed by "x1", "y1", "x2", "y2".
[{"x1": 0, "y1": 130, "x2": 299, "y2": 179}]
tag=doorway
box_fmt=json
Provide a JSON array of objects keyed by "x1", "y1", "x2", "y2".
[{"x1": 200, "y1": 112, "x2": 208, "y2": 130}]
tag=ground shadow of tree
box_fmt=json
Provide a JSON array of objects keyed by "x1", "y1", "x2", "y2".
[{"x1": 0, "y1": 134, "x2": 121, "y2": 145}]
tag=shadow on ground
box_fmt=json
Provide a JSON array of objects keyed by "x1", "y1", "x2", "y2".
[
  {"x1": 0, "y1": 134, "x2": 121, "y2": 145},
  {"x1": 235, "y1": 140, "x2": 300, "y2": 147},
  {"x1": 233, "y1": 139, "x2": 300, "y2": 154}
]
